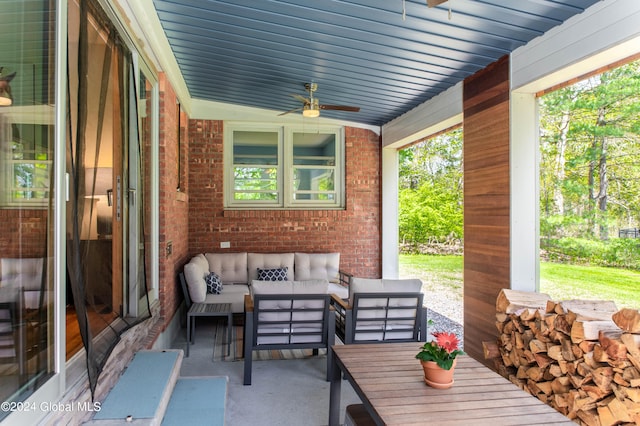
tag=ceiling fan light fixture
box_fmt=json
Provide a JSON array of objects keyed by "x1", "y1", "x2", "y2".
[{"x1": 302, "y1": 99, "x2": 320, "y2": 118}]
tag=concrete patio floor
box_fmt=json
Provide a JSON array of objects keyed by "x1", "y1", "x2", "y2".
[{"x1": 170, "y1": 318, "x2": 361, "y2": 426}]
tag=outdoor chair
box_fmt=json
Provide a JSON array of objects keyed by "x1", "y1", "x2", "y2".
[
  {"x1": 331, "y1": 277, "x2": 427, "y2": 344},
  {"x1": 243, "y1": 279, "x2": 335, "y2": 385}
]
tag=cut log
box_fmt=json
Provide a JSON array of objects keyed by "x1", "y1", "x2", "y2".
[
  {"x1": 579, "y1": 340, "x2": 597, "y2": 354},
  {"x1": 569, "y1": 373, "x2": 592, "y2": 388},
  {"x1": 606, "y1": 397, "x2": 632, "y2": 424},
  {"x1": 619, "y1": 333, "x2": 640, "y2": 370},
  {"x1": 548, "y1": 345, "x2": 564, "y2": 361},
  {"x1": 576, "y1": 408, "x2": 600, "y2": 426},
  {"x1": 591, "y1": 366, "x2": 614, "y2": 392},
  {"x1": 529, "y1": 339, "x2": 548, "y2": 354},
  {"x1": 562, "y1": 338, "x2": 576, "y2": 361},
  {"x1": 593, "y1": 344, "x2": 610, "y2": 363},
  {"x1": 571, "y1": 320, "x2": 620, "y2": 343},
  {"x1": 597, "y1": 405, "x2": 616, "y2": 426},
  {"x1": 622, "y1": 366, "x2": 640, "y2": 382},
  {"x1": 557, "y1": 299, "x2": 618, "y2": 318},
  {"x1": 549, "y1": 363, "x2": 564, "y2": 378},
  {"x1": 526, "y1": 365, "x2": 545, "y2": 381},
  {"x1": 496, "y1": 289, "x2": 551, "y2": 314},
  {"x1": 622, "y1": 387, "x2": 640, "y2": 403},
  {"x1": 551, "y1": 376, "x2": 571, "y2": 394},
  {"x1": 534, "y1": 353, "x2": 553, "y2": 369},
  {"x1": 599, "y1": 330, "x2": 628, "y2": 360},
  {"x1": 583, "y1": 352, "x2": 604, "y2": 370},
  {"x1": 583, "y1": 383, "x2": 612, "y2": 400},
  {"x1": 554, "y1": 315, "x2": 572, "y2": 336},
  {"x1": 612, "y1": 308, "x2": 640, "y2": 333},
  {"x1": 482, "y1": 340, "x2": 501, "y2": 359}
]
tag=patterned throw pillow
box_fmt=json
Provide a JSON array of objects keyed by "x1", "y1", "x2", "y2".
[
  {"x1": 205, "y1": 272, "x2": 223, "y2": 294},
  {"x1": 257, "y1": 267, "x2": 288, "y2": 281}
]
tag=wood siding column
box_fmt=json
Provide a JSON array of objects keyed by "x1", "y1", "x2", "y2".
[{"x1": 463, "y1": 56, "x2": 510, "y2": 365}]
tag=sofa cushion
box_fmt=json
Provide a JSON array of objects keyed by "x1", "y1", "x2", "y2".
[
  {"x1": 251, "y1": 279, "x2": 328, "y2": 295},
  {"x1": 205, "y1": 252, "x2": 248, "y2": 284},
  {"x1": 294, "y1": 253, "x2": 340, "y2": 283},
  {"x1": 257, "y1": 267, "x2": 288, "y2": 281},
  {"x1": 247, "y1": 253, "x2": 294, "y2": 282},
  {"x1": 204, "y1": 283, "x2": 250, "y2": 313},
  {"x1": 183, "y1": 257, "x2": 208, "y2": 303},
  {"x1": 205, "y1": 272, "x2": 223, "y2": 294},
  {"x1": 348, "y1": 278, "x2": 422, "y2": 305},
  {"x1": 252, "y1": 279, "x2": 329, "y2": 323}
]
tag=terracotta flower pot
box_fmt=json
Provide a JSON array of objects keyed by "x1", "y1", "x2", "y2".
[{"x1": 420, "y1": 359, "x2": 456, "y2": 389}]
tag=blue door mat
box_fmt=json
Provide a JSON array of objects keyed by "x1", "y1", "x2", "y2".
[
  {"x1": 161, "y1": 377, "x2": 227, "y2": 426},
  {"x1": 93, "y1": 350, "x2": 181, "y2": 421}
]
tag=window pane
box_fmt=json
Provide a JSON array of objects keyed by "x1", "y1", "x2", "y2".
[
  {"x1": 232, "y1": 131, "x2": 279, "y2": 201},
  {"x1": 292, "y1": 132, "x2": 337, "y2": 202},
  {"x1": 233, "y1": 131, "x2": 278, "y2": 165},
  {"x1": 294, "y1": 168, "x2": 335, "y2": 190},
  {"x1": 0, "y1": 0, "x2": 56, "y2": 416}
]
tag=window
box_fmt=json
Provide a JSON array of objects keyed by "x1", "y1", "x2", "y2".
[
  {"x1": 4, "y1": 127, "x2": 52, "y2": 207},
  {"x1": 224, "y1": 124, "x2": 344, "y2": 209}
]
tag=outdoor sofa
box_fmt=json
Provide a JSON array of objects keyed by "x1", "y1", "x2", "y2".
[{"x1": 181, "y1": 252, "x2": 350, "y2": 314}]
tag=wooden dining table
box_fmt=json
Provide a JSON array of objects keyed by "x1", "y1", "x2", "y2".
[{"x1": 328, "y1": 342, "x2": 575, "y2": 425}]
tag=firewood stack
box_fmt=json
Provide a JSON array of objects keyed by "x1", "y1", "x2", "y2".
[{"x1": 485, "y1": 289, "x2": 640, "y2": 426}]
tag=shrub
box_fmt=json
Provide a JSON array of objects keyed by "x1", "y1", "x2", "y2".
[{"x1": 542, "y1": 237, "x2": 640, "y2": 270}]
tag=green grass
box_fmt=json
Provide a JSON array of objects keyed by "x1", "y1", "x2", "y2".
[
  {"x1": 540, "y1": 263, "x2": 640, "y2": 309},
  {"x1": 399, "y1": 254, "x2": 463, "y2": 296},
  {"x1": 399, "y1": 254, "x2": 640, "y2": 309}
]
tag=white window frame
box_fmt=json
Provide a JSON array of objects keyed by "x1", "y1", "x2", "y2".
[{"x1": 224, "y1": 123, "x2": 344, "y2": 209}]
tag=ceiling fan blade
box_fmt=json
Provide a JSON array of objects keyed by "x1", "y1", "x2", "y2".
[
  {"x1": 291, "y1": 94, "x2": 309, "y2": 104},
  {"x1": 320, "y1": 104, "x2": 360, "y2": 112},
  {"x1": 427, "y1": 0, "x2": 447, "y2": 7},
  {"x1": 278, "y1": 107, "x2": 303, "y2": 116}
]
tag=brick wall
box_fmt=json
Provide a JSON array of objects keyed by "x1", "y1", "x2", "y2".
[
  {"x1": 187, "y1": 121, "x2": 382, "y2": 278},
  {"x1": 157, "y1": 74, "x2": 190, "y2": 322},
  {"x1": 0, "y1": 209, "x2": 48, "y2": 259}
]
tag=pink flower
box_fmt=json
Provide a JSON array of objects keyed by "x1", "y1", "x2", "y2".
[{"x1": 433, "y1": 332, "x2": 460, "y2": 354}]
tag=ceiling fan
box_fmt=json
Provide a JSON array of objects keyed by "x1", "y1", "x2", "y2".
[{"x1": 278, "y1": 83, "x2": 360, "y2": 118}]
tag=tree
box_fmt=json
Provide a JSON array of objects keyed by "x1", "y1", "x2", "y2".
[
  {"x1": 399, "y1": 128, "x2": 463, "y2": 244},
  {"x1": 539, "y1": 60, "x2": 640, "y2": 240}
]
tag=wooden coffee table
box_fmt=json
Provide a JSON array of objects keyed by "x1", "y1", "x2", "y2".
[{"x1": 186, "y1": 302, "x2": 232, "y2": 357}]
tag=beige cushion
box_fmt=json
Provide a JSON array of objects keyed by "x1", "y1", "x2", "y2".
[
  {"x1": 251, "y1": 280, "x2": 293, "y2": 295},
  {"x1": 349, "y1": 277, "x2": 422, "y2": 305},
  {"x1": 183, "y1": 255, "x2": 208, "y2": 303},
  {"x1": 328, "y1": 282, "x2": 348, "y2": 300},
  {"x1": 203, "y1": 283, "x2": 250, "y2": 313},
  {"x1": 205, "y1": 252, "x2": 247, "y2": 284},
  {"x1": 294, "y1": 253, "x2": 340, "y2": 283},
  {"x1": 252, "y1": 279, "x2": 329, "y2": 325},
  {"x1": 348, "y1": 277, "x2": 422, "y2": 341},
  {"x1": 247, "y1": 253, "x2": 294, "y2": 282}
]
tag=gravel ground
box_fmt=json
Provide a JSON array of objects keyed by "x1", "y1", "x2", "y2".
[
  {"x1": 426, "y1": 308, "x2": 464, "y2": 348},
  {"x1": 399, "y1": 264, "x2": 465, "y2": 348}
]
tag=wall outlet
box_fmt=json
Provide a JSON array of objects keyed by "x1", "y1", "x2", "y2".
[
  {"x1": 166, "y1": 241, "x2": 173, "y2": 257},
  {"x1": 220, "y1": 241, "x2": 231, "y2": 249}
]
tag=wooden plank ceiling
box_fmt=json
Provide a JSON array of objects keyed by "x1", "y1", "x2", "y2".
[{"x1": 152, "y1": 0, "x2": 599, "y2": 126}]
